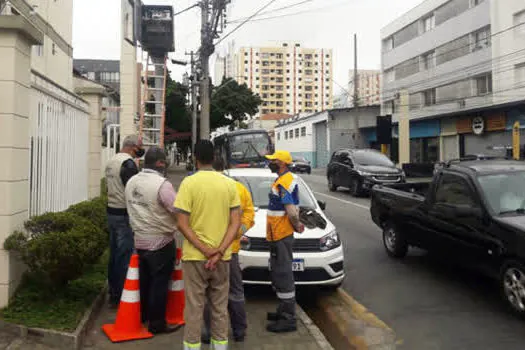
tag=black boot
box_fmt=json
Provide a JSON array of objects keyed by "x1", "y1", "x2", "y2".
[{"x1": 266, "y1": 319, "x2": 297, "y2": 333}]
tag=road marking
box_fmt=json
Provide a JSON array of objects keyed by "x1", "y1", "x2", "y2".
[{"x1": 313, "y1": 192, "x2": 370, "y2": 210}]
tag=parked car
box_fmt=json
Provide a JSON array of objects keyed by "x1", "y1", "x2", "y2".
[
  {"x1": 290, "y1": 157, "x2": 312, "y2": 174},
  {"x1": 327, "y1": 148, "x2": 405, "y2": 197},
  {"x1": 370, "y1": 159, "x2": 525, "y2": 316},
  {"x1": 225, "y1": 168, "x2": 345, "y2": 288}
]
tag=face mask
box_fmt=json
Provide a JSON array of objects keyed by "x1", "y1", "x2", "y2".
[
  {"x1": 269, "y1": 162, "x2": 279, "y2": 173},
  {"x1": 135, "y1": 148, "x2": 145, "y2": 158}
]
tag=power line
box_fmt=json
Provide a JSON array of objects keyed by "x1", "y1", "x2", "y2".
[
  {"x1": 228, "y1": 0, "x2": 350, "y2": 24},
  {"x1": 227, "y1": 0, "x2": 314, "y2": 23},
  {"x1": 216, "y1": 0, "x2": 280, "y2": 46}
]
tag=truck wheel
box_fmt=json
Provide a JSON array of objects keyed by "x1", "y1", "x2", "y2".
[
  {"x1": 349, "y1": 178, "x2": 362, "y2": 197},
  {"x1": 383, "y1": 223, "x2": 408, "y2": 259},
  {"x1": 328, "y1": 175, "x2": 337, "y2": 192},
  {"x1": 500, "y1": 261, "x2": 525, "y2": 317}
]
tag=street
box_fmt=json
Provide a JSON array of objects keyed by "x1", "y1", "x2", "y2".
[{"x1": 301, "y1": 172, "x2": 525, "y2": 350}]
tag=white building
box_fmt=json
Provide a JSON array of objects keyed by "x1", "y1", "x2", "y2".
[
  {"x1": 349, "y1": 69, "x2": 381, "y2": 107},
  {"x1": 214, "y1": 41, "x2": 237, "y2": 84},
  {"x1": 381, "y1": 0, "x2": 525, "y2": 164}
]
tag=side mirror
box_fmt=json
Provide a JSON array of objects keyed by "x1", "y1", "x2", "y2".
[{"x1": 317, "y1": 200, "x2": 326, "y2": 210}]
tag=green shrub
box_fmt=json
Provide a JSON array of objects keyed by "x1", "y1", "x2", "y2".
[
  {"x1": 4, "y1": 212, "x2": 105, "y2": 286},
  {"x1": 67, "y1": 197, "x2": 108, "y2": 236},
  {"x1": 100, "y1": 177, "x2": 107, "y2": 199}
]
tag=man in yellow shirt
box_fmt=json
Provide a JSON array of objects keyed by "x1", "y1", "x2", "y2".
[
  {"x1": 175, "y1": 140, "x2": 241, "y2": 350},
  {"x1": 202, "y1": 159, "x2": 255, "y2": 344}
]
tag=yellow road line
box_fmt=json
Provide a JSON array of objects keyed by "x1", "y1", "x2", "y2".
[{"x1": 337, "y1": 288, "x2": 394, "y2": 332}]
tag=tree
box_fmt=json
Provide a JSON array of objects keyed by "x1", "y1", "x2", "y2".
[
  {"x1": 210, "y1": 78, "x2": 262, "y2": 130},
  {"x1": 164, "y1": 77, "x2": 191, "y2": 133}
]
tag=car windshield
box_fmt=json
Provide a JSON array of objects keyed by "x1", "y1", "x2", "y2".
[
  {"x1": 353, "y1": 151, "x2": 394, "y2": 167},
  {"x1": 232, "y1": 175, "x2": 317, "y2": 209},
  {"x1": 478, "y1": 171, "x2": 525, "y2": 215},
  {"x1": 230, "y1": 133, "x2": 270, "y2": 161}
]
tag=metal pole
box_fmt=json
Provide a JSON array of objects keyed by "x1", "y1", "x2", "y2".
[
  {"x1": 353, "y1": 33, "x2": 360, "y2": 147},
  {"x1": 190, "y1": 51, "x2": 198, "y2": 155},
  {"x1": 200, "y1": 0, "x2": 211, "y2": 140}
]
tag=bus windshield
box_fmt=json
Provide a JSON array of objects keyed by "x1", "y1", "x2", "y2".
[{"x1": 229, "y1": 133, "x2": 270, "y2": 162}]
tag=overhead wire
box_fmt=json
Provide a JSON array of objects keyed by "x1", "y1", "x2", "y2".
[{"x1": 227, "y1": 0, "x2": 314, "y2": 23}]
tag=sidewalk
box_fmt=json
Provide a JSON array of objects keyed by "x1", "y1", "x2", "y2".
[
  {"x1": 80, "y1": 164, "x2": 331, "y2": 350},
  {"x1": 83, "y1": 294, "x2": 327, "y2": 350}
]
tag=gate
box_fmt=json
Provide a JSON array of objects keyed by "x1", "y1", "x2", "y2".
[
  {"x1": 102, "y1": 124, "x2": 120, "y2": 171},
  {"x1": 315, "y1": 121, "x2": 329, "y2": 168}
]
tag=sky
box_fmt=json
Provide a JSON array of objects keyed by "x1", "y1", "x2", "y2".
[{"x1": 72, "y1": 0, "x2": 423, "y2": 95}]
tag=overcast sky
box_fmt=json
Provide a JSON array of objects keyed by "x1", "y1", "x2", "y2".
[{"x1": 72, "y1": 0, "x2": 423, "y2": 94}]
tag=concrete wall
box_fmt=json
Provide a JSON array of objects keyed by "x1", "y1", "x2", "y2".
[
  {"x1": 491, "y1": 0, "x2": 525, "y2": 106},
  {"x1": 0, "y1": 15, "x2": 43, "y2": 307}
]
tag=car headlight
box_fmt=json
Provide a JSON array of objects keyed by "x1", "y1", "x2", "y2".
[
  {"x1": 320, "y1": 230, "x2": 341, "y2": 251},
  {"x1": 357, "y1": 169, "x2": 372, "y2": 176},
  {"x1": 240, "y1": 236, "x2": 251, "y2": 250}
]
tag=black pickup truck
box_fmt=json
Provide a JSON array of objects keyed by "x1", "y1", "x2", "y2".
[{"x1": 370, "y1": 159, "x2": 525, "y2": 316}]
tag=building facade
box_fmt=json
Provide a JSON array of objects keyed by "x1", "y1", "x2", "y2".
[
  {"x1": 381, "y1": 0, "x2": 525, "y2": 164},
  {"x1": 74, "y1": 59, "x2": 120, "y2": 93},
  {"x1": 214, "y1": 41, "x2": 237, "y2": 84},
  {"x1": 0, "y1": 0, "x2": 102, "y2": 307},
  {"x1": 349, "y1": 69, "x2": 381, "y2": 107},
  {"x1": 236, "y1": 43, "x2": 334, "y2": 116},
  {"x1": 275, "y1": 106, "x2": 380, "y2": 168}
]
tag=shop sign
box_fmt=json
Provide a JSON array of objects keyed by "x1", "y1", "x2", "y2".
[
  {"x1": 486, "y1": 114, "x2": 506, "y2": 131},
  {"x1": 472, "y1": 117, "x2": 485, "y2": 135},
  {"x1": 456, "y1": 118, "x2": 472, "y2": 134}
]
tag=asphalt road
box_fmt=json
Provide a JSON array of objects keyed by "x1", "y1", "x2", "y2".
[{"x1": 300, "y1": 172, "x2": 525, "y2": 350}]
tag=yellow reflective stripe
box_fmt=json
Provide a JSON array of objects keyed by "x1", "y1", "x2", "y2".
[
  {"x1": 211, "y1": 339, "x2": 228, "y2": 345},
  {"x1": 183, "y1": 341, "x2": 201, "y2": 349}
]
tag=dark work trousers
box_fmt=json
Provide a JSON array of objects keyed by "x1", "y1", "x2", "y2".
[
  {"x1": 107, "y1": 213, "x2": 134, "y2": 305},
  {"x1": 137, "y1": 240, "x2": 176, "y2": 333},
  {"x1": 202, "y1": 253, "x2": 247, "y2": 339},
  {"x1": 270, "y1": 235, "x2": 296, "y2": 322}
]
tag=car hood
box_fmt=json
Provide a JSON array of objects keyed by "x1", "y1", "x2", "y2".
[
  {"x1": 357, "y1": 165, "x2": 400, "y2": 174},
  {"x1": 245, "y1": 208, "x2": 336, "y2": 239},
  {"x1": 494, "y1": 215, "x2": 525, "y2": 231}
]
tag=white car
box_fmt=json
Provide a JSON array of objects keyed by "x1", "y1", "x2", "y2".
[{"x1": 225, "y1": 168, "x2": 345, "y2": 288}]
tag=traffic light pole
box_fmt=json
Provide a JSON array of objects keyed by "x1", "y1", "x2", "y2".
[{"x1": 199, "y1": 0, "x2": 211, "y2": 140}]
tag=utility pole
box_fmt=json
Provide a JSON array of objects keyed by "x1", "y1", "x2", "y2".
[
  {"x1": 352, "y1": 33, "x2": 360, "y2": 148},
  {"x1": 198, "y1": 0, "x2": 230, "y2": 140},
  {"x1": 187, "y1": 51, "x2": 198, "y2": 155}
]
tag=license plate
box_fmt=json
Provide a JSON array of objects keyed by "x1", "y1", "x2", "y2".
[{"x1": 268, "y1": 259, "x2": 305, "y2": 271}]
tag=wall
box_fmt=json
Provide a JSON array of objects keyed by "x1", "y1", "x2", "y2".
[{"x1": 491, "y1": 0, "x2": 525, "y2": 106}]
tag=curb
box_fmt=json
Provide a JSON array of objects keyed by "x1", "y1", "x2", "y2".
[
  {"x1": 297, "y1": 305, "x2": 334, "y2": 350},
  {"x1": 314, "y1": 289, "x2": 397, "y2": 350},
  {"x1": 0, "y1": 285, "x2": 107, "y2": 349}
]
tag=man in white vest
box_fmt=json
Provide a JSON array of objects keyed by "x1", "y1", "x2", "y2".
[
  {"x1": 105, "y1": 134, "x2": 143, "y2": 307},
  {"x1": 125, "y1": 147, "x2": 180, "y2": 334}
]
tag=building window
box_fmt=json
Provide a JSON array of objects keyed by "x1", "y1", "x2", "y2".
[
  {"x1": 476, "y1": 74, "x2": 492, "y2": 95},
  {"x1": 33, "y1": 45, "x2": 43, "y2": 57},
  {"x1": 514, "y1": 10, "x2": 525, "y2": 36},
  {"x1": 471, "y1": 0, "x2": 484, "y2": 6},
  {"x1": 515, "y1": 62, "x2": 525, "y2": 85},
  {"x1": 421, "y1": 51, "x2": 435, "y2": 70},
  {"x1": 301, "y1": 127, "x2": 306, "y2": 136},
  {"x1": 424, "y1": 89, "x2": 436, "y2": 106},
  {"x1": 285, "y1": 131, "x2": 288, "y2": 140},
  {"x1": 473, "y1": 27, "x2": 491, "y2": 50},
  {"x1": 277, "y1": 132, "x2": 280, "y2": 141},
  {"x1": 422, "y1": 14, "x2": 435, "y2": 33},
  {"x1": 289, "y1": 130, "x2": 293, "y2": 139},
  {"x1": 295, "y1": 128, "x2": 299, "y2": 138}
]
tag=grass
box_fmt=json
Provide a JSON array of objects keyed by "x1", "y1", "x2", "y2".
[{"x1": 0, "y1": 251, "x2": 108, "y2": 332}]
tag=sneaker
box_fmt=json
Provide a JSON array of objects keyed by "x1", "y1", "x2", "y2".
[
  {"x1": 266, "y1": 320, "x2": 297, "y2": 333},
  {"x1": 201, "y1": 335, "x2": 210, "y2": 344},
  {"x1": 233, "y1": 333, "x2": 246, "y2": 342}
]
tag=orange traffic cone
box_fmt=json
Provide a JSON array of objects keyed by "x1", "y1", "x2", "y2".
[
  {"x1": 166, "y1": 247, "x2": 185, "y2": 326},
  {"x1": 102, "y1": 254, "x2": 153, "y2": 342}
]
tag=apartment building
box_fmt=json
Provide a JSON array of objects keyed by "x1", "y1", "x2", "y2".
[
  {"x1": 381, "y1": 0, "x2": 525, "y2": 164},
  {"x1": 214, "y1": 41, "x2": 237, "y2": 84},
  {"x1": 237, "y1": 43, "x2": 334, "y2": 116},
  {"x1": 349, "y1": 69, "x2": 381, "y2": 107},
  {"x1": 74, "y1": 59, "x2": 121, "y2": 93}
]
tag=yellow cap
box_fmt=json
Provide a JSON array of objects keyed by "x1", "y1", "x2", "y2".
[{"x1": 265, "y1": 150, "x2": 293, "y2": 164}]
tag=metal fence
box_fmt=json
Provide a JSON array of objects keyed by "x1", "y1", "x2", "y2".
[{"x1": 29, "y1": 73, "x2": 90, "y2": 216}]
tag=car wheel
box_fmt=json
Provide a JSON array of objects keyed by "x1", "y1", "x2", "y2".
[
  {"x1": 349, "y1": 177, "x2": 362, "y2": 197},
  {"x1": 328, "y1": 175, "x2": 337, "y2": 192},
  {"x1": 382, "y1": 222, "x2": 408, "y2": 259},
  {"x1": 307, "y1": 169, "x2": 311, "y2": 175},
  {"x1": 501, "y1": 261, "x2": 525, "y2": 317}
]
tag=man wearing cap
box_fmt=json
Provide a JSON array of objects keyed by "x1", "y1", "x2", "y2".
[
  {"x1": 265, "y1": 150, "x2": 305, "y2": 333},
  {"x1": 125, "y1": 147, "x2": 179, "y2": 334},
  {"x1": 105, "y1": 134, "x2": 144, "y2": 307}
]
